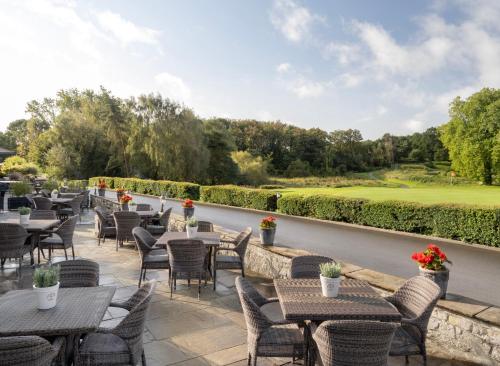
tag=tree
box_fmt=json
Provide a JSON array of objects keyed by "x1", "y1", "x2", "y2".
[
  {"x1": 231, "y1": 151, "x2": 268, "y2": 186},
  {"x1": 327, "y1": 129, "x2": 365, "y2": 173},
  {"x1": 440, "y1": 88, "x2": 500, "y2": 184},
  {"x1": 284, "y1": 159, "x2": 311, "y2": 177},
  {"x1": 203, "y1": 119, "x2": 238, "y2": 184}
]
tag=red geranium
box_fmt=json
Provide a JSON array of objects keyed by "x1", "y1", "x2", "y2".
[
  {"x1": 97, "y1": 179, "x2": 107, "y2": 189},
  {"x1": 120, "y1": 194, "x2": 133, "y2": 204},
  {"x1": 116, "y1": 188, "x2": 125, "y2": 193},
  {"x1": 182, "y1": 199, "x2": 194, "y2": 208},
  {"x1": 260, "y1": 216, "x2": 277, "y2": 229},
  {"x1": 411, "y1": 243, "x2": 451, "y2": 271}
]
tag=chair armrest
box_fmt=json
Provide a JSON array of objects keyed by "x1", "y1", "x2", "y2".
[
  {"x1": 96, "y1": 327, "x2": 115, "y2": 334},
  {"x1": 109, "y1": 301, "x2": 131, "y2": 310},
  {"x1": 214, "y1": 246, "x2": 237, "y2": 254}
]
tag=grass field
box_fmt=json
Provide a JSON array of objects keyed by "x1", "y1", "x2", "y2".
[{"x1": 278, "y1": 185, "x2": 500, "y2": 206}]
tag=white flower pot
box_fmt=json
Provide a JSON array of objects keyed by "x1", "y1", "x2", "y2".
[
  {"x1": 34, "y1": 282, "x2": 59, "y2": 310},
  {"x1": 51, "y1": 191, "x2": 58, "y2": 199},
  {"x1": 129, "y1": 205, "x2": 137, "y2": 212},
  {"x1": 186, "y1": 225, "x2": 198, "y2": 238},
  {"x1": 320, "y1": 275, "x2": 341, "y2": 297},
  {"x1": 19, "y1": 214, "x2": 30, "y2": 225}
]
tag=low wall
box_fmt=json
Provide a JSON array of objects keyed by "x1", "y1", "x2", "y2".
[{"x1": 167, "y1": 214, "x2": 500, "y2": 365}]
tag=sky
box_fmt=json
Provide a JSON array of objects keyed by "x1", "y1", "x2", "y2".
[{"x1": 1, "y1": 0, "x2": 500, "y2": 139}]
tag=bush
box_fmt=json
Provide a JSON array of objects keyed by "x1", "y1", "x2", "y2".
[
  {"x1": 88, "y1": 177, "x2": 200, "y2": 200},
  {"x1": 231, "y1": 151, "x2": 269, "y2": 186},
  {"x1": 1, "y1": 156, "x2": 39, "y2": 177},
  {"x1": 284, "y1": 159, "x2": 311, "y2": 177},
  {"x1": 10, "y1": 181, "x2": 32, "y2": 196},
  {"x1": 259, "y1": 184, "x2": 285, "y2": 189},
  {"x1": 65, "y1": 180, "x2": 88, "y2": 190},
  {"x1": 278, "y1": 194, "x2": 500, "y2": 247},
  {"x1": 42, "y1": 180, "x2": 59, "y2": 191},
  {"x1": 200, "y1": 185, "x2": 277, "y2": 211}
]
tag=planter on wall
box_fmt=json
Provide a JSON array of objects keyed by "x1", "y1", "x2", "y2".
[
  {"x1": 183, "y1": 207, "x2": 195, "y2": 220},
  {"x1": 98, "y1": 189, "x2": 106, "y2": 197},
  {"x1": 259, "y1": 228, "x2": 276, "y2": 245},
  {"x1": 7, "y1": 197, "x2": 31, "y2": 211}
]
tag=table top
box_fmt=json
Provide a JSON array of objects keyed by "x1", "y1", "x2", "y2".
[
  {"x1": 135, "y1": 210, "x2": 157, "y2": 217},
  {"x1": 50, "y1": 198, "x2": 73, "y2": 204},
  {"x1": 0, "y1": 286, "x2": 115, "y2": 336},
  {"x1": 156, "y1": 231, "x2": 221, "y2": 247},
  {"x1": 0, "y1": 219, "x2": 60, "y2": 232},
  {"x1": 274, "y1": 278, "x2": 401, "y2": 322}
]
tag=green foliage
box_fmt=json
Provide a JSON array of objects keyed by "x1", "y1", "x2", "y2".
[
  {"x1": 200, "y1": 185, "x2": 277, "y2": 211},
  {"x1": 203, "y1": 119, "x2": 238, "y2": 184},
  {"x1": 42, "y1": 180, "x2": 59, "y2": 191},
  {"x1": 33, "y1": 265, "x2": 60, "y2": 288},
  {"x1": 89, "y1": 176, "x2": 200, "y2": 200},
  {"x1": 10, "y1": 181, "x2": 32, "y2": 196},
  {"x1": 231, "y1": 151, "x2": 269, "y2": 186},
  {"x1": 18, "y1": 207, "x2": 31, "y2": 215},
  {"x1": 440, "y1": 88, "x2": 500, "y2": 184},
  {"x1": 1, "y1": 156, "x2": 39, "y2": 177},
  {"x1": 65, "y1": 180, "x2": 88, "y2": 190},
  {"x1": 319, "y1": 262, "x2": 342, "y2": 278},
  {"x1": 186, "y1": 217, "x2": 198, "y2": 227},
  {"x1": 278, "y1": 194, "x2": 500, "y2": 247},
  {"x1": 284, "y1": 159, "x2": 311, "y2": 177},
  {"x1": 259, "y1": 184, "x2": 285, "y2": 189}
]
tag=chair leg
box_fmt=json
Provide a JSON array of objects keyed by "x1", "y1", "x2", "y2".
[
  {"x1": 64, "y1": 248, "x2": 68, "y2": 260},
  {"x1": 422, "y1": 342, "x2": 427, "y2": 366},
  {"x1": 17, "y1": 257, "x2": 22, "y2": 280},
  {"x1": 247, "y1": 353, "x2": 251, "y2": 366},
  {"x1": 139, "y1": 268, "x2": 143, "y2": 287},
  {"x1": 38, "y1": 247, "x2": 41, "y2": 264},
  {"x1": 71, "y1": 245, "x2": 75, "y2": 259},
  {"x1": 142, "y1": 350, "x2": 147, "y2": 366},
  {"x1": 1, "y1": 258, "x2": 5, "y2": 267},
  {"x1": 143, "y1": 268, "x2": 147, "y2": 280},
  {"x1": 48, "y1": 246, "x2": 52, "y2": 261},
  {"x1": 213, "y1": 267, "x2": 217, "y2": 291},
  {"x1": 198, "y1": 273, "x2": 201, "y2": 300},
  {"x1": 241, "y1": 262, "x2": 245, "y2": 278},
  {"x1": 405, "y1": 355, "x2": 409, "y2": 364}
]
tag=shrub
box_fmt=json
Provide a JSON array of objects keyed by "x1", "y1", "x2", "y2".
[
  {"x1": 42, "y1": 180, "x2": 59, "y2": 191},
  {"x1": 66, "y1": 180, "x2": 88, "y2": 190},
  {"x1": 1, "y1": 156, "x2": 39, "y2": 177},
  {"x1": 278, "y1": 194, "x2": 500, "y2": 247},
  {"x1": 231, "y1": 151, "x2": 269, "y2": 186},
  {"x1": 200, "y1": 185, "x2": 277, "y2": 211},
  {"x1": 10, "y1": 181, "x2": 32, "y2": 196},
  {"x1": 33, "y1": 265, "x2": 60, "y2": 288},
  {"x1": 259, "y1": 184, "x2": 285, "y2": 189}
]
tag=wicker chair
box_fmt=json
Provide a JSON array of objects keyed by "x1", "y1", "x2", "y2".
[
  {"x1": 33, "y1": 196, "x2": 53, "y2": 210},
  {"x1": 236, "y1": 276, "x2": 304, "y2": 366},
  {"x1": 58, "y1": 195, "x2": 84, "y2": 220},
  {"x1": 40, "y1": 189, "x2": 51, "y2": 198},
  {"x1": 289, "y1": 255, "x2": 335, "y2": 279},
  {"x1": 95, "y1": 207, "x2": 116, "y2": 245},
  {"x1": 0, "y1": 335, "x2": 65, "y2": 366},
  {"x1": 167, "y1": 239, "x2": 206, "y2": 299},
  {"x1": 38, "y1": 215, "x2": 78, "y2": 261},
  {"x1": 0, "y1": 223, "x2": 30, "y2": 279},
  {"x1": 236, "y1": 276, "x2": 292, "y2": 324},
  {"x1": 310, "y1": 320, "x2": 397, "y2": 366},
  {"x1": 146, "y1": 208, "x2": 171, "y2": 236},
  {"x1": 386, "y1": 276, "x2": 441, "y2": 366},
  {"x1": 133, "y1": 227, "x2": 169, "y2": 287},
  {"x1": 136, "y1": 203, "x2": 152, "y2": 211},
  {"x1": 29, "y1": 210, "x2": 57, "y2": 220},
  {"x1": 59, "y1": 259, "x2": 100, "y2": 288},
  {"x1": 76, "y1": 281, "x2": 156, "y2": 366},
  {"x1": 81, "y1": 190, "x2": 90, "y2": 211},
  {"x1": 113, "y1": 211, "x2": 141, "y2": 252},
  {"x1": 213, "y1": 227, "x2": 252, "y2": 290}
]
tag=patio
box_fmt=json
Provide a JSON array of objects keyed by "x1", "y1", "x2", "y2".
[{"x1": 0, "y1": 210, "x2": 476, "y2": 366}]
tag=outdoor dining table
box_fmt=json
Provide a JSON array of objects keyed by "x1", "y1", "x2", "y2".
[
  {"x1": 0, "y1": 286, "x2": 116, "y2": 361},
  {"x1": 273, "y1": 278, "x2": 402, "y2": 322},
  {"x1": 0, "y1": 218, "x2": 60, "y2": 265},
  {"x1": 50, "y1": 197, "x2": 73, "y2": 204}
]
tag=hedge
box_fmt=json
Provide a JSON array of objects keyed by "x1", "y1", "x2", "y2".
[
  {"x1": 200, "y1": 185, "x2": 278, "y2": 211},
  {"x1": 278, "y1": 194, "x2": 500, "y2": 247},
  {"x1": 88, "y1": 177, "x2": 200, "y2": 200}
]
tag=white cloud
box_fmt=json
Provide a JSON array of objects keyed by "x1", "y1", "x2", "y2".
[
  {"x1": 323, "y1": 42, "x2": 360, "y2": 65},
  {"x1": 338, "y1": 73, "x2": 362, "y2": 88},
  {"x1": 96, "y1": 10, "x2": 160, "y2": 47},
  {"x1": 287, "y1": 77, "x2": 328, "y2": 98},
  {"x1": 377, "y1": 105, "x2": 387, "y2": 116},
  {"x1": 155, "y1": 72, "x2": 191, "y2": 103},
  {"x1": 405, "y1": 119, "x2": 424, "y2": 132},
  {"x1": 276, "y1": 62, "x2": 292, "y2": 73},
  {"x1": 270, "y1": 0, "x2": 320, "y2": 42}
]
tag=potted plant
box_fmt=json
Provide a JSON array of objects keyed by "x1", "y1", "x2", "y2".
[
  {"x1": 119, "y1": 194, "x2": 133, "y2": 211},
  {"x1": 319, "y1": 262, "x2": 343, "y2": 297},
  {"x1": 19, "y1": 206, "x2": 31, "y2": 225},
  {"x1": 186, "y1": 216, "x2": 198, "y2": 238},
  {"x1": 412, "y1": 244, "x2": 451, "y2": 299},
  {"x1": 33, "y1": 265, "x2": 60, "y2": 310},
  {"x1": 259, "y1": 216, "x2": 277, "y2": 245},
  {"x1": 182, "y1": 199, "x2": 195, "y2": 219},
  {"x1": 97, "y1": 179, "x2": 107, "y2": 197},
  {"x1": 7, "y1": 181, "x2": 32, "y2": 210},
  {"x1": 116, "y1": 188, "x2": 125, "y2": 202},
  {"x1": 129, "y1": 201, "x2": 137, "y2": 211},
  {"x1": 51, "y1": 189, "x2": 59, "y2": 199}
]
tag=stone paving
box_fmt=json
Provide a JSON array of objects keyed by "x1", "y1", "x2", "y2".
[{"x1": 0, "y1": 211, "x2": 478, "y2": 366}]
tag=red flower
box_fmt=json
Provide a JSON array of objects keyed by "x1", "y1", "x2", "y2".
[
  {"x1": 411, "y1": 244, "x2": 449, "y2": 270},
  {"x1": 182, "y1": 199, "x2": 194, "y2": 208}
]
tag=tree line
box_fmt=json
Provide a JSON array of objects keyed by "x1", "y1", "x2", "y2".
[{"x1": 0, "y1": 87, "x2": 497, "y2": 184}]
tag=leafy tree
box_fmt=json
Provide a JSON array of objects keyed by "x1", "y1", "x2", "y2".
[
  {"x1": 440, "y1": 88, "x2": 500, "y2": 184},
  {"x1": 285, "y1": 159, "x2": 311, "y2": 177},
  {"x1": 327, "y1": 129, "x2": 365, "y2": 173},
  {"x1": 1, "y1": 155, "x2": 39, "y2": 177},
  {"x1": 203, "y1": 119, "x2": 238, "y2": 184},
  {"x1": 231, "y1": 151, "x2": 268, "y2": 186}
]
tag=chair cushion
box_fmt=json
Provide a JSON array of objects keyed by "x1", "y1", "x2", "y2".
[
  {"x1": 39, "y1": 237, "x2": 64, "y2": 249},
  {"x1": 389, "y1": 326, "x2": 421, "y2": 356},
  {"x1": 78, "y1": 332, "x2": 130, "y2": 364},
  {"x1": 215, "y1": 255, "x2": 241, "y2": 269},
  {"x1": 257, "y1": 324, "x2": 304, "y2": 357},
  {"x1": 260, "y1": 302, "x2": 287, "y2": 323},
  {"x1": 144, "y1": 249, "x2": 169, "y2": 264},
  {"x1": 146, "y1": 225, "x2": 166, "y2": 234}
]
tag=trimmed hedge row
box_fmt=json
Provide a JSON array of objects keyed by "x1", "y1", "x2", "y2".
[
  {"x1": 89, "y1": 177, "x2": 200, "y2": 200},
  {"x1": 277, "y1": 194, "x2": 500, "y2": 247},
  {"x1": 200, "y1": 185, "x2": 278, "y2": 211}
]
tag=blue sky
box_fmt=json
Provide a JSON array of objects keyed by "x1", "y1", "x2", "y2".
[{"x1": 1, "y1": 0, "x2": 499, "y2": 138}]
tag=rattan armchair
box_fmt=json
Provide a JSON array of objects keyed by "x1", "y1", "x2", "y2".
[
  {"x1": 167, "y1": 239, "x2": 206, "y2": 299},
  {"x1": 113, "y1": 211, "x2": 141, "y2": 252},
  {"x1": 0, "y1": 223, "x2": 30, "y2": 279},
  {"x1": 58, "y1": 195, "x2": 84, "y2": 221},
  {"x1": 59, "y1": 259, "x2": 100, "y2": 288},
  {"x1": 289, "y1": 255, "x2": 335, "y2": 279},
  {"x1": 213, "y1": 227, "x2": 251, "y2": 290},
  {"x1": 236, "y1": 276, "x2": 304, "y2": 366},
  {"x1": 38, "y1": 215, "x2": 78, "y2": 261},
  {"x1": 146, "y1": 208, "x2": 171, "y2": 236},
  {"x1": 40, "y1": 189, "x2": 51, "y2": 198},
  {"x1": 95, "y1": 207, "x2": 116, "y2": 245},
  {"x1": 76, "y1": 281, "x2": 156, "y2": 366},
  {"x1": 133, "y1": 227, "x2": 169, "y2": 287},
  {"x1": 310, "y1": 320, "x2": 397, "y2": 366},
  {"x1": 0, "y1": 335, "x2": 65, "y2": 366},
  {"x1": 386, "y1": 276, "x2": 441, "y2": 366},
  {"x1": 33, "y1": 196, "x2": 53, "y2": 210},
  {"x1": 182, "y1": 220, "x2": 213, "y2": 233},
  {"x1": 29, "y1": 210, "x2": 57, "y2": 220},
  {"x1": 136, "y1": 203, "x2": 152, "y2": 211}
]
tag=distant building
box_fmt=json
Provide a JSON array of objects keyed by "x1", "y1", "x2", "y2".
[{"x1": 0, "y1": 147, "x2": 15, "y2": 163}]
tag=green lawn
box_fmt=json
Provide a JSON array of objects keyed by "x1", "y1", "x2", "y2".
[{"x1": 278, "y1": 185, "x2": 500, "y2": 207}]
